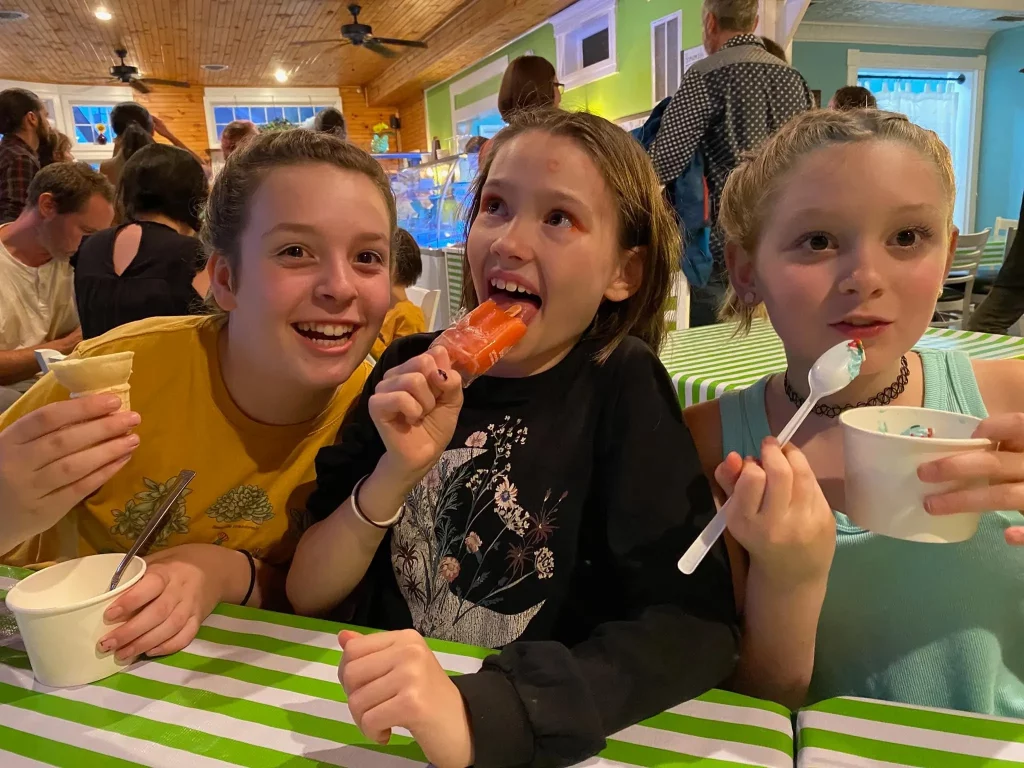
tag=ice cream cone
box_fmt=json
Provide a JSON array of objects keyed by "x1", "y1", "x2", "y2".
[{"x1": 48, "y1": 352, "x2": 134, "y2": 413}]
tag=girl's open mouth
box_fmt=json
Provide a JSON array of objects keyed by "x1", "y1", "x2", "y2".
[
  {"x1": 292, "y1": 322, "x2": 356, "y2": 349},
  {"x1": 488, "y1": 277, "x2": 541, "y2": 323}
]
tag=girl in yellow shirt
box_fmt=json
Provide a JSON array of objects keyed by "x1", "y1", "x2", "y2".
[{"x1": 0, "y1": 130, "x2": 395, "y2": 660}]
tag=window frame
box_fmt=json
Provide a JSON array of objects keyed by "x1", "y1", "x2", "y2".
[
  {"x1": 550, "y1": 0, "x2": 618, "y2": 91},
  {"x1": 650, "y1": 11, "x2": 683, "y2": 105},
  {"x1": 203, "y1": 87, "x2": 343, "y2": 150}
]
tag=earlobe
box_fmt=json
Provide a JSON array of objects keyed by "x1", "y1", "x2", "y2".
[
  {"x1": 604, "y1": 247, "x2": 644, "y2": 303},
  {"x1": 208, "y1": 252, "x2": 239, "y2": 311}
]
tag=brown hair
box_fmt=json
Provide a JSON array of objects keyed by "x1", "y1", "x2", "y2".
[
  {"x1": 830, "y1": 86, "x2": 878, "y2": 111},
  {"x1": 392, "y1": 228, "x2": 422, "y2": 287},
  {"x1": 202, "y1": 128, "x2": 396, "y2": 282},
  {"x1": 221, "y1": 120, "x2": 259, "y2": 144},
  {"x1": 0, "y1": 88, "x2": 43, "y2": 135},
  {"x1": 498, "y1": 56, "x2": 558, "y2": 122},
  {"x1": 760, "y1": 37, "x2": 787, "y2": 62},
  {"x1": 313, "y1": 107, "x2": 347, "y2": 140},
  {"x1": 38, "y1": 131, "x2": 73, "y2": 167},
  {"x1": 26, "y1": 161, "x2": 114, "y2": 213},
  {"x1": 718, "y1": 109, "x2": 955, "y2": 332},
  {"x1": 461, "y1": 108, "x2": 678, "y2": 362}
]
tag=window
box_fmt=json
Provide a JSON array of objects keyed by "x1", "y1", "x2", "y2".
[
  {"x1": 70, "y1": 104, "x2": 115, "y2": 144},
  {"x1": 212, "y1": 103, "x2": 331, "y2": 139},
  {"x1": 651, "y1": 12, "x2": 682, "y2": 104},
  {"x1": 551, "y1": 0, "x2": 617, "y2": 91}
]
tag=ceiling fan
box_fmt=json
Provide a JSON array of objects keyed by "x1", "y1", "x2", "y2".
[
  {"x1": 293, "y1": 4, "x2": 428, "y2": 58},
  {"x1": 73, "y1": 48, "x2": 190, "y2": 94}
]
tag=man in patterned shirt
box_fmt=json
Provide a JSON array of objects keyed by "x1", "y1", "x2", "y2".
[
  {"x1": 650, "y1": 0, "x2": 813, "y2": 326},
  {"x1": 0, "y1": 88, "x2": 50, "y2": 224}
]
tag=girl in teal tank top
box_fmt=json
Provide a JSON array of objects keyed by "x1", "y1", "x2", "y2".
[{"x1": 692, "y1": 109, "x2": 1024, "y2": 717}]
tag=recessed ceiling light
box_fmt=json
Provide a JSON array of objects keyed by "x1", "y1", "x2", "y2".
[
  {"x1": 201, "y1": 63, "x2": 230, "y2": 72},
  {"x1": 95, "y1": 8, "x2": 112, "y2": 21},
  {"x1": 0, "y1": 10, "x2": 29, "y2": 22},
  {"x1": 274, "y1": 68, "x2": 288, "y2": 83}
]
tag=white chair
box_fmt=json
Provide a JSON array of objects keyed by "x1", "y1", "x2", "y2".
[
  {"x1": 665, "y1": 272, "x2": 691, "y2": 331},
  {"x1": 995, "y1": 217, "x2": 1019, "y2": 241},
  {"x1": 406, "y1": 286, "x2": 441, "y2": 331},
  {"x1": 933, "y1": 228, "x2": 990, "y2": 329}
]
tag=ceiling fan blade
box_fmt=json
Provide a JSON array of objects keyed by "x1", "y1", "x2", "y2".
[
  {"x1": 129, "y1": 79, "x2": 151, "y2": 94},
  {"x1": 371, "y1": 37, "x2": 427, "y2": 49},
  {"x1": 291, "y1": 38, "x2": 346, "y2": 46},
  {"x1": 139, "y1": 78, "x2": 190, "y2": 88},
  {"x1": 365, "y1": 40, "x2": 397, "y2": 58}
]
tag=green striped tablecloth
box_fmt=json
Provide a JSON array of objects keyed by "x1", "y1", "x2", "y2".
[
  {"x1": 798, "y1": 696, "x2": 1024, "y2": 766},
  {"x1": 659, "y1": 320, "x2": 1024, "y2": 408},
  {"x1": 0, "y1": 564, "x2": 794, "y2": 768},
  {"x1": 967, "y1": 240, "x2": 1007, "y2": 269},
  {"x1": 444, "y1": 248, "x2": 465, "y2": 319}
]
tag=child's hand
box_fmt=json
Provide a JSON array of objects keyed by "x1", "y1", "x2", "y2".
[
  {"x1": 715, "y1": 438, "x2": 835, "y2": 586},
  {"x1": 919, "y1": 413, "x2": 1024, "y2": 545},
  {"x1": 339, "y1": 629, "x2": 473, "y2": 768},
  {"x1": 369, "y1": 347, "x2": 463, "y2": 480},
  {"x1": 98, "y1": 543, "x2": 230, "y2": 659}
]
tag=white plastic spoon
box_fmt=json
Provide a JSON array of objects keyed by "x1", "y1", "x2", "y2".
[{"x1": 678, "y1": 339, "x2": 866, "y2": 575}]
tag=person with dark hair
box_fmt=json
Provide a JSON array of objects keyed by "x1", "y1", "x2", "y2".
[
  {"x1": 829, "y1": 85, "x2": 878, "y2": 110},
  {"x1": 649, "y1": 0, "x2": 813, "y2": 326},
  {"x1": 0, "y1": 162, "x2": 114, "y2": 404},
  {"x1": 220, "y1": 119, "x2": 258, "y2": 159},
  {"x1": 497, "y1": 55, "x2": 562, "y2": 121},
  {"x1": 37, "y1": 131, "x2": 74, "y2": 167},
  {"x1": 0, "y1": 88, "x2": 50, "y2": 223},
  {"x1": 464, "y1": 135, "x2": 488, "y2": 153},
  {"x1": 968, "y1": 190, "x2": 1024, "y2": 334},
  {"x1": 100, "y1": 102, "x2": 205, "y2": 186},
  {"x1": 760, "y1": 36, "x2": 787, "y2": 62},
  {"x1": 369, "y1": 227, "x2": 426, "y2": 360},
  {"x1": 73, "y1": 144, "x2": 211, "y2": 339},
  {"x1": 313, "y1": 107, "x2": 348, "y2": 140}
]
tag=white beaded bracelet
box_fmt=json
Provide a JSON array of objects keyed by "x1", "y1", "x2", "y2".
[{"x1": 350, "y1": 475, "x2": 404, "y2": 529}]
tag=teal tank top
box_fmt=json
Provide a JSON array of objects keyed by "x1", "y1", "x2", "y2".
[{"x1": 719, "y1": 349, "x2": 1024, "y2": 716}]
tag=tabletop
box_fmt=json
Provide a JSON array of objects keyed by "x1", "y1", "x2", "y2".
[{"x1": 658, "y1": 320, "x2": 1024, "y2": 408}]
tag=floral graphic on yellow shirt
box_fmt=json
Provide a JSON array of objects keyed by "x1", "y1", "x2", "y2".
[
  {"x1": 205, "y1": 485, "x2": 274, "y2": 524},
  {"x1": 109, "y1": 472, "x2": 193, "y2": 548}
]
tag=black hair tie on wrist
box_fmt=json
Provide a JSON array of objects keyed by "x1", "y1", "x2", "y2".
[{"x1": 239, "y1": 549, "x2": 256, "y2": 607}]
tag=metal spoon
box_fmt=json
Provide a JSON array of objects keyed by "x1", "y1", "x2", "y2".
[
  {"x1": 678, "y1": 339, "x2": 865, "y2": 575},
  {"x1": 108, "y1": 470, "x2": 196, "y2": 591}
]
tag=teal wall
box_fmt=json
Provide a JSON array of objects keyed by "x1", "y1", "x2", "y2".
[
  {"x1": 791, "y1": 41, "x2": 984, "y2": 107},
  {"x1": 976, "y1": 26, "x2": 1024, "y2": 229},
  {"x1": 426, "y1": 0, "x2": 703, "y2": 141}
]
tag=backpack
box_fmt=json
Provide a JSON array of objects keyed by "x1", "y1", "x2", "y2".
[{"x1": 631, "y1": 98, "x2": 714, "y2": 288}]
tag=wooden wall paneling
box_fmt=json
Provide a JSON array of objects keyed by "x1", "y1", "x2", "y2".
[
  {"x1": 367, "y1": 0, "x2": 576, "y2": 105},
  {"x1": 341, "y1": 86, "x2": 398, "y2": 154},
  {"x1": 398, "y1": 96, "x2": 428, "y2": 152},
  {"x1": 133, "y1": 85, "x2": 211, "y2": 158}
]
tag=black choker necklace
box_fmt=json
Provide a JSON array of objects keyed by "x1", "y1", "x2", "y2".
[{"x1": 784, "y1": 356, "x2": 910, "y2": 419}]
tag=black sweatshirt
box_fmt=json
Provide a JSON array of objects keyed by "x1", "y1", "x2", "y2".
[{"x1": 308, "y1": 332, "x2": 739, "y2": 768}]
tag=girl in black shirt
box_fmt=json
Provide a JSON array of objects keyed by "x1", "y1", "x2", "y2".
[
  {"x1": 288, "y1": 109, "x2": 738, "y2": 768},
  {"x1": 74, "y1": 144, "x2": 208, "y2": 339}
]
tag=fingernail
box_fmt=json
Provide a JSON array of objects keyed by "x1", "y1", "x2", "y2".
[
  {"x1": 126, "y1": 434, "x2": 140, "y2": 448},
  {"x1": 98, "y1": 638, "x2": 116, "y2": 653},
  {"x1": 105, "y1": 607, "x2": 123, "y2": 620},
  {"x1": 917, "y1": 464, "x2": 936, "y2": 482},
  {"x1": 115, "y1": 649, "x2": 133, "y2": 661},
  {"x1": 437, "y1": 368, "x2": 448, "y2": 381},
  {"x1": 103, "y1": 394, "x2": 122, "y2": 409},
  {"x1": 764, "y1": 437, "x2": 779, "y2": 447},
  {"x1": 124, "y1": 411, "x2": 141, "y2": 426}
]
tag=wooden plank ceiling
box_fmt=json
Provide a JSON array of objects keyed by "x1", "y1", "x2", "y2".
[{"x1": 0, "y1": 0, "x2": 573, "y2": 105}]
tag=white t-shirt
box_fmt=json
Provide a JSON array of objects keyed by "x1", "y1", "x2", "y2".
[{"x1": 0, "y1": 226, "x2": 78, "y2": 350}]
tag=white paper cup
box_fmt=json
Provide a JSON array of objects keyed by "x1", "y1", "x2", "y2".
[
  {"x1": 4, "y1": 554, "x2": 146, "y2": 687},
  {"x1": 840, "y1": 406, "x2": 995, "y2": 543}
]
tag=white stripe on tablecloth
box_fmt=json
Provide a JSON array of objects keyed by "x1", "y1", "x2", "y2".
[
  {"x1": 0, "y1": 663, "x2": 424, "y2": 768},
  {"x1": 128, "y1": 657, "x2": 411, "y2": 739},
  {"x1": 611, "y1": 722, "x2": 792, "y2": 768},
  {"x1": 798, "y1": 710, "x2": 1024, "y2": 762},
  {"x1": 181, "y1": 637, "x2": 340, "y2": 682},
  {"x1": 0, "y1": 701, "x2": 237, "y2": 768},
  {"x1": 837, "y1": 695, "x2": 1024, "y2": 725},
  {"x1": 202, "y1": 613, "x2": 484, "y2": 675},
  {"x1": 669, "y1": 698, "x2": 792, "y2": 734},
  {"x1": 0, "y1": 749, "x2": 71, "y2": 768},
  {"x1": 797, "y1": 745, "x2": 910, "y2": 768}
]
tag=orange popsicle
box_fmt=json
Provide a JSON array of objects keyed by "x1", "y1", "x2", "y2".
[{"x1": 432, "y1": 299, "x2": 528, "y2": 382}]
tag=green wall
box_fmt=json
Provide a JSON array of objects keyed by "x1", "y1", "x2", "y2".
[{"x1": 426, "y1": 0, "x2": 703, "y2": 142}]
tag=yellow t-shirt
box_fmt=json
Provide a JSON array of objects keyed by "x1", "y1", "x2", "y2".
[
  {"x1": 370, "y1": 299, "x2": 427, "y2": 361},
  {"x1": 1, "y1": 315, "x2": 369, "y2": 569}
]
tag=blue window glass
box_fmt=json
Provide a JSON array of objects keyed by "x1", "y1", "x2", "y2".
[
  {"x1": 215, "y1": 124, "x2": 229, "y2": 140},
  {"x1": 314, "y1": 106, "x2": 326, "y2": 114},
  {"x1": 71, "y1": 104, "x2": 114, "y2": 145},
  {"x1": 299, "y1": 107, "x2": 314, "y2": 121},
  {"x1": 214, "y1": 106, "x2": 233, "y2": 124},
  {"x1": 284, "y1": 107, "x2": 300, "y2": 124},
  {"x1": 249, "y1": 107, "x2": 267, "y2": 124},
  {"x1": 267, "y1": 106, "x2": 283, "y2": 121},
  {"x1": 234, "y1": 106, "x2": 250, "y2": 120}
]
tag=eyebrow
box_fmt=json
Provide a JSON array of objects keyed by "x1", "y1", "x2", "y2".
[
  {"x1": 785, "y1": 203, "x2": 945, "y2": 220},
  {"x1": 483, "y1": 177, "x2": 591, "y2": 212},
  {"x1": 261, "y1": 222, "x2": 390, "y2": 246}
]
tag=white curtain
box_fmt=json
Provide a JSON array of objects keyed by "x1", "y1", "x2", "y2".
[{"x1": 868, "y1": 80, "x2": 959, "y2": 154}]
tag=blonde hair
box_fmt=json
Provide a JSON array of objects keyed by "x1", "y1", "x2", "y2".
[
  {"x1": 719, "y1": 109, "x2": 955, "y2": 333},
  {"x1": 461, "y1": 108, "x2": 679, "y2": 362}
]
